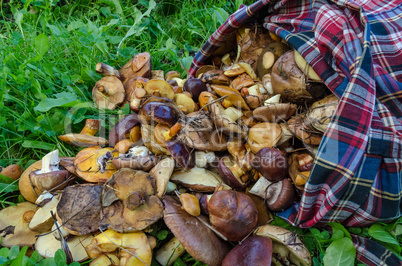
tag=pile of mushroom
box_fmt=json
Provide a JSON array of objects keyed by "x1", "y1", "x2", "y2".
[{"x1": 0, "y1": 25, "x2": 343, "y2": 265}]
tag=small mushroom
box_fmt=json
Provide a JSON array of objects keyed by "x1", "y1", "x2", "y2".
[
  {"x1": 56, "y1": 184, "x2": 103, "y2": 235},
  {"x1": 0, "y1": 202, "x2": 38, "y2": 247},
  {"x1": 166, "y1": 140, "x2": 195, "y2": 169},
  {"x1": 255, "y1": 224, "x2": 312, "y2": 266},
  {"x1": 252, "y1": 147, "x2": 288, "y2": 182},
  {"x1": 19, "y1": 150, "x2": 71, "y2": 203},
  {"x1": 183, "y1": 78, "x2": 208, "y2": 101},
  {"x1": 141, "y1": 124, "x2": 170, "y2": 155},
  {"x1": 249, "y1": 177, "x2": 295, "y2": 211},
  {"x1": 231, "y1": 73, "x2": 255, "y2": 91},
  {"x1": 109, "y1": 113, "x2": 141, "y2": 147},
  {"x1": 253, "y1": 103, "x2": 297, "y2": 122},
  {"x1": 201, "y1": 69, "x2": 231, "y2": 85},
  {"x1": 119, "y1": 52, "x2": 151, "y2": 83},
  {"x1": 59, "y1": 119, "x2": 108, "y2": 147},
  {"x1": 177, "y1": 112, "x2": 228, "y2": 151},
  {"x1": 208, "y1": 190, "x2": 258, "y2": 242},
  {"x1": 256, "y1": 42, "x2": 290, "y2": 78},
  {"x1": 218, "y1": 156, "x2": 248, "y2": 190},
  {"x1": 150, "y1": 158, "x2": 175, "y2": 198},
  {"x1": 155, "y1": 237, "x2": 185, "y2": 266},
  {"x1": 92, "y1": 76, "x2": 125, "y2": 110},
  {"x1": 0, "y1": 164, "x2": 24, "y2": 180},
  {"x1": 139, "y1": 101, "x2": 180, "y2": 127},
  {"x1": 196, "y1": 65, "x2": 216, "y2": 79},
  {"x1": 112, "y1": 154, "x2": 160, "y2": 172},
  {"x1": 74, "y1": 146, "x2": 117, "y2": 183},
  {"x1": 29, "y1": 193, "x2": 59, "y2": 232},
  {"x1": 222, "y1": 235, "x2": 273, "y2": 266},
  {"x1": 211, "y1": 85, "x2": 250, "y2": 110},
  {"x1": 100, "y1": 169, "x2": 163, "y2": 232},
  {"x1": 144, "y1": 79, "x2": 175, "y2": 99},
  {"x1": 247, "y1": 122, "x2": 282, "y2": 153},
  {"x1": 307, "y1": 94, "x2": 339, "y2": 133},
  {"x1": 163, "y1": 195, "x2": 230, "y2": 266}
]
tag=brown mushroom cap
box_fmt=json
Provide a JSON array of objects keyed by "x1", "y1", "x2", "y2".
[
  {"x1": 119, "y1": 52, "x2": 151, "y2": 83},
  {"x1": 100, "y1": 169, "x2": 163, "y2": 233},
  {"x1": 208, "y1": 190, "x2": 258, "y2": 242},
  {"x1": 30, "y1": 169, "x2": 69, "y2": 191},
  {"x1": 222, "y1": 235, "x2": 273, "y2": 266},
  {"x1": 74, "y1": 146, "x2": 117, "y2": 183},
  {"x1": 247, "y1": 122, "x2": 282, "y2": 153},
  {"x1": 211, "y1": 85, "x2": 250, "y2": 110},
  {"x1": 163, "y1": 195, "x2": 230, "y2": 266},
  {"x1": 0, "y1": 164, "x2": 24, "y2": 180},
  {"x1": 287, "y1": 115, "x2": 322, "y2": 146},
  {"x1": 56, "y1": 184, "x2": 103, "y2": 236},
  {"x1": 201, "y1": 69, "x2": 230, "y2": 85},
  {"x1": 92, "y1": 76, "x2": 125, "y2": 110},
  {"x1": 0, "y1": 202, "x2": 38, "y2": 247},
  {"x1": 171, "y1": 167, "x2": 230, "y2": 192},
  {"x1": 307, "y1": 94, "x2": 339, "y2": 133},
  {"x1": 271, "y1": 51, "x2": 312, "y2": 104},
  {"x1": 177, "y1": 112, "x2": 228, "y2": 151},
  {"x1": 109, "y1": 113, "x2": 141, "y2": 147},
  {"x1": 253, "y1": 103, "x2": 297, "y2": 123}
]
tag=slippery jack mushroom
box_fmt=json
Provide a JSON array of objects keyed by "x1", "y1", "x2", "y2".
[
  {"x1": 255, "y1": 224, "x2": 312, "y2": 266},
  {"x1": 92, "y1": 76, "x2": 125, "y2": 110},
  {"x1": 0, "y1": 201, "x2": 38, "y2": 247},
  {"x1": 100, "y1": 168, "x2": 163, "y2": 233},
  {"x1": 253, "y1": 94, "x2": 297, "y2": 123},
  {"x1": 58, "y1": 119, "x2": 108, "y2": 147},
  {"x1": 112, "y1": 146, "x2": 160, "y2": 172},
  {"x1": 0, "y1": 164, "x2": 24, "y2": 180},
  {"x1": 74, "y1": 146, "x2": 117, "y2": 183},
  {"x1": 162, "y1": 195, "x2": 230, "y2": 266},
  {"x1": 208, "y1": 189, "x2": 258, "y2": 242},
  {"x1": 19, "y1": 150, "x2": 71, "y2": 203}
]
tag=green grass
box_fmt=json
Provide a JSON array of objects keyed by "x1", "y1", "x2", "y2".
[{"x1": 0, "y1": 1, "x2": 401, "y2": 265}]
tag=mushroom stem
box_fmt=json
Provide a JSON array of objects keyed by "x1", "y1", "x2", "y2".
[
  {"x1": 41, "y1": 150, "x2": 60, "y2": 174},
  {"x1": 97, "y1": 86, "x2": 107, "y2": 94},
  {"x1": 96, "y1": 62, "x2": 121, "y2": 79},
  {"x1": 79, "y1": 119, "x2": 100, "y2": 136}
]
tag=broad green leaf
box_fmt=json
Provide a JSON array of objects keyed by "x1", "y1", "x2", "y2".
[
  {"x1": 22, "y1": 140, "x2": 55, "y2": 151},
  {"x1": 35, "y1": 34, "x2": 49, "y2": 59},
  {"x1": 156, "y1": 230, "x2": 169, "y2": 240},
  {"x1": 0, "y1": 247, "x2": 9, "y2": 257},
  {"x1": 331, "y1": 229, "x2": 344, "y2": 241},
  {"x1": 180, "y1": 56, "x2": 193, "y2": 73},
  {"x1": 54, "y1": 249, "x2": 66, "y2": 266},
  {"x1": 111, "y1": 0, "x2": 122, "y2": 14},
  {"x1": 34, "y1": 92, "x2": 79, "y2": 112},
  {"x1": 394, "y1": 224, "x2": 402, "y2": 236},
  {"x1": 368, "y1": 224, "x2": 400, "y2": 246},
  {"x1": 8, "y1": 246, "x2": 19, "y2": 260},
  {"x1": 0, "y1": 174, "x2": 16, "y2": 184},
  {"x1": 323, "y1": 238, "x2": 356, "y2": 266},
  {"x1": 10, "y1": 246, "x2": 27, "y2": 266},
  {"x1": 0, "y1": 183, "x2": 19, "y2": 193},
  {"x1": 47, "y1": 25, "x2": 62, "y2": 37},
  {"x1": 67, "y1": 20, "x2": 85, "y2": 31},
  {"x1": 14, "y1": 11, "x2": 24, "y2": 37},
  {"x1": 328, "y1": 222, "x2": 351, "y2": 239}
]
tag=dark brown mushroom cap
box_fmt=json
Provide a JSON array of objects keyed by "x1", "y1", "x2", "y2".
[
  {"x1": 100, "y1": 169, "x2": 163, "y2": 233},
  {"x1": 252, "y1": 147, "x2": 288, "y2": 182},
  {"x1": 30, "y1": 169, "x2": 69, "y2": 191},
  {"x1": 163, "y1": 195, "x2": 230, "y2": 266},
  {"x1": 0, "y1": 202, "x2": 38, "y2": 247},
  {"x1": 56, "y1": 184, "x2": 103, "y2": 236},
  {"x1": 109, "y1": 113, "x2": 141, "y2": 147},
  {"x1": 92, "y1": 76, "x2": 125, "y2": 110},
  {"x1": 253, "y1": 103, "x2": 297, "y2": 123},
  {"x1": 222, "y1": 235, "x2": 273, "y2": 266},
  {"x1": 58, "y1": 134, "x2": 109, "y2": 147},
  {"x1": 166, "y1": 140, "x2": 195, "y2": 169},
  {"x1": 177, "y1": 112, "x2": 228, "y2": 151},
  {"x1": 201, "y1": 69, "x2": 230, "y2": 85},
  {"x1": 265, "y1": 178, "x2": 295, "y2": 212},
  {"x1": 138, "y1": 101, "x2": 180, "y2": 127},
  {"x1": 208, "y1": 190, "x2": 258, "y2": 242},
  {"x1": 112, "y1": 156, "x2": 160, "y2": 172}
]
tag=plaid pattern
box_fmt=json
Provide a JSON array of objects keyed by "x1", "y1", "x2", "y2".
[{"x1": 189, "y1": 0, "x2": 402, "y2": 265}]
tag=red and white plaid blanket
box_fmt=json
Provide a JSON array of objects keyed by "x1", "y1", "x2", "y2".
[{"x1": 189, "y1": 0, "x2": 402, "y2": 265}]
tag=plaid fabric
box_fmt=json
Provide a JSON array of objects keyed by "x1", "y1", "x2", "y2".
[{"x1": 189, "y1": 0, "x2": 402, "y2": 265}]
